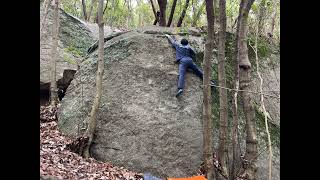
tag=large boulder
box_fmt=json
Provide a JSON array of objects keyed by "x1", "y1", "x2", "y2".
[
  {"x1": 40, "y1": 1, "x2": 95, "y2": 93},
  {"x1": 250, "y1": 44, "x2": 280, "y2": 180},
  {"x1": 58, "y1": 30, "x2": 205, "y2": 177},
  {"x1": 57, "y1": 25, "x2": 280, "y2": 179}
]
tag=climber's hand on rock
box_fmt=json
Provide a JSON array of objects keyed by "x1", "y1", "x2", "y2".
[{"x1": 164, "y1": 34, "x2": 170, "y2": 38}]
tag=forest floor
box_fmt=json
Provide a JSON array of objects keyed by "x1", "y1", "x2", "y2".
[{"x1": 40, "y1": 105, "x2": 143, "y2": 180}]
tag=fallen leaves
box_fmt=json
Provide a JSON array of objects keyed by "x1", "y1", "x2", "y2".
[
  {"x1": 40, "y1": 105, "x2": 58, "y2": 122},
  {"x1": 66, "y1": 136, "x2": 89, "y2": 155},
  {"x1": 40, "y1": 105, "x2": 143, "y2": 180}
]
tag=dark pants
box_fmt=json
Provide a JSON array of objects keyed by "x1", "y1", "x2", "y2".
[{"x1": 177, "y1": 57, "x2": 203, "y2": 89}]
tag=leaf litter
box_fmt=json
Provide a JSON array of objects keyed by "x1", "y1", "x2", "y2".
[{"x1": 40, "y1": 105, "x2": 143, "y2": 180}]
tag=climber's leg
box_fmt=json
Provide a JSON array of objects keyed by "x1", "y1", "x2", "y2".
[
  {"x1": 189, "y1": 61, "x2": 216, "y2": 89},
  {"x1": 177, "y1": 61, "x2": 187, "y2": 90},
  {"x1": 189, "y1": 61, "x2": 203, "y2": 80}
]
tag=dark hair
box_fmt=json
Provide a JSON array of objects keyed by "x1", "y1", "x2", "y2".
[{"x1": 181, "y1": 39, "x2": 188, "y2": 45}]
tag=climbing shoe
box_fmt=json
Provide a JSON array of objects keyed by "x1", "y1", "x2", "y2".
[
  {"x1": 210, "y1": 80, "x2": 216, "y2": 87},
  {"x1": 176, "y1": 89, "x2": 183, "y2": 98},
  {"x1": 210, "y1": 80, "x2": 217, "y2": 93}
]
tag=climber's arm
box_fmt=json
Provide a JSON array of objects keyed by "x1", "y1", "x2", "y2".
[{"x1": 164, "y1": 34, "x2": 178, "y2": 49}]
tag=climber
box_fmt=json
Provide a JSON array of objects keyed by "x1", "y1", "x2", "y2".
[{"x1": 164, "y1": 34, "x2": 216, "y2": 98}]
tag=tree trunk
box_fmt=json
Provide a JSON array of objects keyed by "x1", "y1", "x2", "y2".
[
  {"x1": 192, "y1": 0, "x2": 205, "y2": 27},
  {"x1": 238, "y1": 0, "x2": 255, "y2": 69},
  {"x1": 128, "y1": 0, "x2": 132, "y2": 28},
  {"x1": 83, "y1": 0, "x2": 105, "y2": 158},
  {"x1": 87, "y1": 0, "x2": 98, "y2": 22},
  {"x1": 269, "y1": 0, "x2": 277, "y2": 36},
  {"x1": 217, "y1": 0, "x2": 228, "y2": 178},
  {"x1": 150, "y1": 0, "x2": 159, "y2": 25},
  {"x1": 177, "y1": 0, "x2": 190, "y2": 27},
  {"x1": 167, "y1": 0, "x2": 177, "y2": 27},
  {"x1": 74, "y1": 0, "x2": 77, "y2": 12},
  {"x1": 81, "y1": 0, "x2": 88, "y2": 20},
  {"x1": 270, "y1": 13, "x2": 276, "y2": 37},
  {"x1": 191, "y1": 0, "x2": 196, "y2": 25},
  {"x1": 257, "y1": 0, "x2": 266, "y2": 36},
  {"x1": 230, "y1": 1, "x2": 243, "y2": 178},
  {"x1": 137, "y1": 0, "x2": 143, "y2": 26},
  {"x1": 126, "y1": 0, "x2": 130, "y2": 28},
  {"x1": 150, "y1": 0, "x2": 157, "y2": 17},
  {"x1": 232, "y1": 15, "x2": 238, "y2": 32},
  {"x1": 203, "y1": 0, "x2": 215, "y2": 179},
  {"x1": 230, "y1": 88, "x2": 241, "y2": 180},
  {"x1": 40, "y1": 0, "x2": 52, "y2": 39},
  {"x1": 157, "y1": 0, "x2": 167, "y2": 26},
  {"x1": 103, "y1": 0, "x2": 109, "y2": 15},
  {"x1": 237, "y1": 0, "x2": 257, "y2": 179},
  {"x1": 109, "y1": 0, "x2": 115, "y2": 27},
  {"x1": 214, "y1": 0, "x2": 219, "y2": 27},
  {"x1": 238, "y1": 0, "x2": 253, "y2": 69},
  {"x1": 153, "y1": 12, "x2": 159, "y2": 25},
  {"x1": 50, "y1": 0, "x2": 59, "y2": 106}
]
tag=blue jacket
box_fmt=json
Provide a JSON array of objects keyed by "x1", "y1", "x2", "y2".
[{"x1": 167, "y1": 36, "x2": 196, "y2": 62}]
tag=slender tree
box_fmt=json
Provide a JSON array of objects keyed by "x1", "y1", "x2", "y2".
[
  {"x1": 137, "y1": 0, "x2": 143, "y2": 26},
  {"x1": 109, "y1": 0, "x2": 116, "y2": 27},
  {"x1": 87, "y1": 0, "x2": 98, "y2": 22},
  {"x1": 50, "y1": 0, "x2": 59, "y2": 106},
  {"x1": 214, "y1": 0, "x2": 219, "y2": 26},
  {"x1": 237, "y1": 0, "x2": 257, "y2": 179},
  {"x1": 269, "y1": 0, "x2": 277, "y2": 37},
  {"x1": 149, "y1": 0, "x2": 159, "y2": 25},
  {"x1": 126, "y1": 0, "x2": 133, "y2": 28},
  {"x1": 73, "y1": 0, "x2": 77, "y2": 12},
  {"x1": 157, "y1": 0, "x2": 167, "y2": 26},
  {"x1": 150, "y1": 0, "x2": 157, "y2": 17},
  {"x1": 177, "y1": 0, "x2": 190, "y2": 27},
  {"x1": 103, "y1": 0, "x2": 109, "y2": 15},
  {"x1": 81, "y1": 0, "x2": 88, "y2": 20},
  {"x1": 191, "y1": 0, "x2": 197, "y2": 23},
  {"x1": 203, "y1": 0, "x2": 215, "y2": 179},
  {"x1": 257, "y1": 0, "x2": 266, "y2": 36},
  {"x1": 232, "y1": 15, "x2": 239, "y2": 32},
  {"x1": 230, "y1": 0, "x2": 244, "y2": 178},
  {"x1": 83, "y1": 0, "x2": 105, "y2": 158},
  {"x1": 167, "y1": 0, "x2": 178, "y2": 27},
  {"x1": 217, "y1": 0, "x2": 228, "y2": 178},
  {"x1": 40, "y1": 0, "x2": 52, "y2": 39},
  {"x1": 192, "y1": 0, "x2": 205, "y2": 27}
]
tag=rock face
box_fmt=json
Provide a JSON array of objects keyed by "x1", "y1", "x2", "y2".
[
  {"x1": 40, "y1": 1, "x2": 95, "y2": 97},
  {"x1": 58, "y1": 30, "x2": 205, "y2": 177},
  {"x1": 251, "y1": 49, "x2": 280, "y2": 180},
  {"x1": 252, "y1": 53, "x2": 280, "y2": 126},
  {"x1": 57, "y1": 25, "x2": 280, "y2": 179}
]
